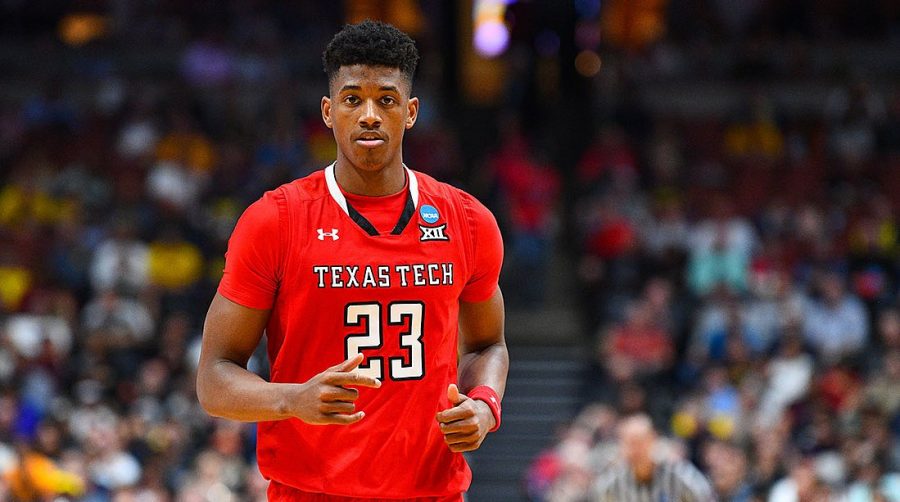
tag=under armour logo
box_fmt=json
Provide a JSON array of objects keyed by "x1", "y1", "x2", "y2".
[
  {"x1": 419, "y1": 224, "x2": 449, "y2": 242},
  {"x1": 317, "y1": 228, "x2": 339, "y2": 241}
]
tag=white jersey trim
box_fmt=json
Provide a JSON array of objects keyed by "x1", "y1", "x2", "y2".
[{"x1": 324, "y1": 162, "x2": 419, "y2": 216}]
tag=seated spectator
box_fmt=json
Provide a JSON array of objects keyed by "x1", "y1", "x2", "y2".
[
  {"x1": 641, "y1": 194, "x2": 689, "y2": 264},
  {"x1": 863, "y1": 349, "x2": 900, "y2": 419},
  {"x1": 687, "y1": 234, "x2": 751, "y2": 296},
  {"x1": 0, "y1": 248, "x2": 32, "y2": 312},
  {"x1": 756, "y1": 331, "x2": 814, "y2": 428},
  {"x1": 81, "y1": 290, "x2": 155, "y2": 379},
  {"x1": 687, "y1": 197, "x2": 757, "y2": 296},
  {"x1": 2, "y1": 442, "x2": 85, "y2": 501},
  {"x1": 723, "y1": 94, "x2": 785, "y2": 161},
  {"x1": 876, "y1": 308, "x2": 900, "y2": 352},
  {"x1": 802, "y1": 271, "x2": 869, "y2": 361},
  {"x1": 845, "y1": 458, "x2": 900, "y2": 502},
  {"x1": 146, "y1": 225, "x2": 204, "y2": 292},
  {"x1": 768, "y1": 457, "x2": 835, "y2": 502},
  {"x1": 703, "y1": 440, "x2": 754, "y2": 502},
  {"x1": 89, "y1": 215, "x2": 149, "y2": 295},
  {"x1": 600, "y1": 301, "x2": 674, "y2": 382}
]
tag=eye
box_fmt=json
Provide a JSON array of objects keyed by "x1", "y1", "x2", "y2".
[
  {"x1": 343, "y1": 95, "x2": 360, "y2": 106},
  {"x1": 380, "y1": 96, "x2": 397, "y2": 106}
]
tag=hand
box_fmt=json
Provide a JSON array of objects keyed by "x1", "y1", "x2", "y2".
[
  {"x1": 289, "y1": 353, "x2": 381, "y2": 425},
  {"x1": 435, "y1": 384, "x2": 496, "y2": 452}
]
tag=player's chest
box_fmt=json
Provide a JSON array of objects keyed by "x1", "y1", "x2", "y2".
[{"x1": 283, "y1": 200, "x2": 468, "y2": 298}]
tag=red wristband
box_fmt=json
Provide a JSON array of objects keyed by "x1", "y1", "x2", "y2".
[{"x1": 468, "y1": 385, "x2": 502, "y2": 432}]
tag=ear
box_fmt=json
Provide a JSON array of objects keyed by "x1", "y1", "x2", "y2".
[
  {"x1": 405, "y1": 96, "x2": 419, "y2": 130},
  {"x1": 321, "y1": 96, "x2": 333, "y2": 129}
]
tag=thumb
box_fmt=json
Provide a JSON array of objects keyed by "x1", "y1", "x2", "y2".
[{"x1": 448, "y1": 384, "x2": 465, "y2": 405}]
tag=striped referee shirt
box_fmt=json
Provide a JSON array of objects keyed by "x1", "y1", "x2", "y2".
[{"x1": 592, "y1": 460, "x2": 717, "y2": 502}]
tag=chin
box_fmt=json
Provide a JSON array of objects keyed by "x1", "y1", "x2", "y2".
[
  {"x1": 346, "y1": 160, "x2": 384, "y2": 173},
  {"x1": 350, "y1": 151, "x2": 390, "y2": 171}
]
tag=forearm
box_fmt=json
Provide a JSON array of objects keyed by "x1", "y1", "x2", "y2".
[
  {"x1": 197, "y1": 358, "x2": 298, "y2": 422},
  {"x1": 458, "y1": 341, "x2": 509, "y2": 398}
]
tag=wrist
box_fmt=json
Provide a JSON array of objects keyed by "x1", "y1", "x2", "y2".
[
  {"x1": 473, "y1": 400, "x2": 496, "y2": 429},
  {"x1": 274, "y1": 382, "x2": 302, "y2": 419},
  {"x1": 468, "y1": 385, "x2": 502, "y2": 432}
]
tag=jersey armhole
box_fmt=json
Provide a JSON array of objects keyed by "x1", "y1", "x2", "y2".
[
  {"x1": 458, "y1": 192, "x2": 479, "y2": 282},
  {"x1": 277, "y1": 183, "x2": 308, "y2": 281},
  {"x1": 274, "y1": 187, "x2": 288, "y2": 282}
]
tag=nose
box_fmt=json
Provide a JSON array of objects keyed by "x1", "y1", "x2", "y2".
[{"x1": 359, "y1": 99, "x2": 381, "y2": 129}]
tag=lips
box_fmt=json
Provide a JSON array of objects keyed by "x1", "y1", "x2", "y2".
[
  {"x1": 355, "y1": 133, "x2": 385, "y2": 148},
  {"x1": 356, "y1": 138, "x2": 385, "y2": 148}
]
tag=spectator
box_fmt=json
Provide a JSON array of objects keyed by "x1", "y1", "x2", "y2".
[
  {"x1": 755, "y1": 331, "x2": 814, "y2": 428},
  {"x1": 146, "y1": 224, "x2": 204, "y2": 292},
  {"x1": 768, "y1": 457, "x2": 835, "y2": 502},
  {"x1": 704, "y1": 440, "x2": 755, "y2": 501},
  {"x1": 687, "y1": 197, "x2": 757, "y2": 296},
  {"x1": 89, "y1": 215, "x2": 149, "y2": 295},
  {"x1": 600, "y1": 301, "x2": 675, "y2": 382},
  {"x1": 802, "y1": 271, "x2": 869, "y2": 361},
  {"x1": 2, "y1": 442, "x2": 85, "y2": 501},
  {"x1": 489, "y1": 120, "x2": 560, "y2": 306}
]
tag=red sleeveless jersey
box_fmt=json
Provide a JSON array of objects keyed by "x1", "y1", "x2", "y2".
[{"x1": 217, "y1": 165, "x2": 503, "y2": 499}]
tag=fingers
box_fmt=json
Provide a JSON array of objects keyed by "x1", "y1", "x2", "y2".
[
  {"x1": 321, "y1": 386, "x2": 359, "y2": 403},
  {"x1": 327, "y1": 371, "x2": 381, "y2": 389},
  {"x1": 439, "y1": 418, "x2": 479, "y2": 435},
  {"x1": 330, "y1": 353, "x2": 364, "y2": 372},
  {"x1": 320, "y1": 411, "x2": 365, "y2": 425},
  {"x1": 436, "y1": 404, "x2": 475, "y2": 424},
  {"x1": 443, "y1": 431, "x2": 481, "y2": 446},
  {"x1": 447, "y1": 439, "x2": 481, "y2": 453},
  {"x1": 447, "y1": 442, "x2": 480, "y2": 453},
  {"x1": 319, "y1": 401, "x2": 356, "y2": 414}
]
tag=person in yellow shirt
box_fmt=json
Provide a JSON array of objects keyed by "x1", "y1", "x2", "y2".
[
  {"x1": 4, "y1": 443, "x2": 85, "y2": 501},
  {"x1": 147, "y1": 225, "x2": 204, "y2": 291}
]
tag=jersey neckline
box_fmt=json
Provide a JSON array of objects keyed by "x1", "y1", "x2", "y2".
[{"x1": 324, "y1": 162, "x2": 420, "y2": 237}]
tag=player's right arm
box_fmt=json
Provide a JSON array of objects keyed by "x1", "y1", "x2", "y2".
[
  {"x1": 196, "y1": 190, "x2": 379, "y2": 424},
  {"x1": 196, "y1": 294, "x2": 380, "y2": 424}
]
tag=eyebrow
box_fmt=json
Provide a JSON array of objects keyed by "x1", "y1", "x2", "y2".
[{"x1": 339, "y1": 85, "x2": 402, "y2": 93}]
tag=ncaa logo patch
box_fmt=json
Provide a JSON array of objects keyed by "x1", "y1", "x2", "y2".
[{"x1": 420, "y1": 204, "x2": 440, "y2": 224}]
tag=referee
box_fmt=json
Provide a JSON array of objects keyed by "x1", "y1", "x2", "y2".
[{"x1": 592, "y1": 414, "x2": 716, "y2": 502}]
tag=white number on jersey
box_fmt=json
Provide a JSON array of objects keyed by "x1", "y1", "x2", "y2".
[{"x1": 344, "y1": 302, "x2": 425, "y2": 381}]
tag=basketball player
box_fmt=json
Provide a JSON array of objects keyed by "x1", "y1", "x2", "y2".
[{"x1": 196, "y1": 20, "x2": 508, "y2": 502}]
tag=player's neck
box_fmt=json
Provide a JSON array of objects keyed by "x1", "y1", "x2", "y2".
[{"x1": 334, "y1": 158, "x2": 406, "y2": 197}]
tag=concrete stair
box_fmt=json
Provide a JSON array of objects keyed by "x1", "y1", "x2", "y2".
[{"x1": 465, "y1": 345, "x2": 586, "y2": 502}]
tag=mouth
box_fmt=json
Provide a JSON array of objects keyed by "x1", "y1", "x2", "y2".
[{"x1": 355, "y1": 133, "x2": 385, "y2": 149}]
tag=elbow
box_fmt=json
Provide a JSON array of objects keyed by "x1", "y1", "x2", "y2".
[{"x1": 195, "y1": 369, "x2": 225, "y2": 418}]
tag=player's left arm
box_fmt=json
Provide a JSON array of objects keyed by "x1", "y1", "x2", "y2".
[
  {"x1": 436, "y1": 288, "x2": 508, "y2": 452},
  {"x1": 436, "y1": 193, "x2": 508, "y2": 453}
]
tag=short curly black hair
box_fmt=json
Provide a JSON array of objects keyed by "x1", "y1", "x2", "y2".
[{"x1": 322, "y1": 20, "x2": 419, "y2": 91}]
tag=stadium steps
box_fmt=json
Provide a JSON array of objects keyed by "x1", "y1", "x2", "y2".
[{"x1": 466, "y1": 345, "x2": 587, "y2": 502}]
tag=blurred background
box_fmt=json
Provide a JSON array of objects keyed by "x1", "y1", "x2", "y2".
[{"x1": 0, "y1": 0, "x2": 899, "y2": 500}]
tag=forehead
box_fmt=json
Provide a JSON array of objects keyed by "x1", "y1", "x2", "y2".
[{"x1": 330, "y1": 64, "x2": 411, "y2": 94}]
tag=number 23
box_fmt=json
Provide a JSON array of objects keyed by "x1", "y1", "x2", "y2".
[{"x1": 345, "y1": 302, "x2": 425, "y2": 381}]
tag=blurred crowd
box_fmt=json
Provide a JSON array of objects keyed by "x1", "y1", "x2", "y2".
[
  {"x1": 0, "y1": 4, "x2": 368, "y2": 501},
  {"x1": 526, "y1": 30, "x2": 900, "y2": 502},
  {"x1": 0, "y1": 1, "x2": 899, "y2": 501}
]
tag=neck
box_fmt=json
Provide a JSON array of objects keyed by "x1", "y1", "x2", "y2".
[
  {"x1": 334, "y1": 156, "x2": 406, "y2": 196},
  {"x1": 632, "y1": 459, "x2": 655, "y2": 482}
]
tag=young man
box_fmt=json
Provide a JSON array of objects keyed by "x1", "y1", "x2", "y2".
[
  {"x1": 196, "y1": 20, "x2": 508, "y2": 501},
  {"x1": 592, "y1": 415, "x2": 715, "y2": 501}
]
